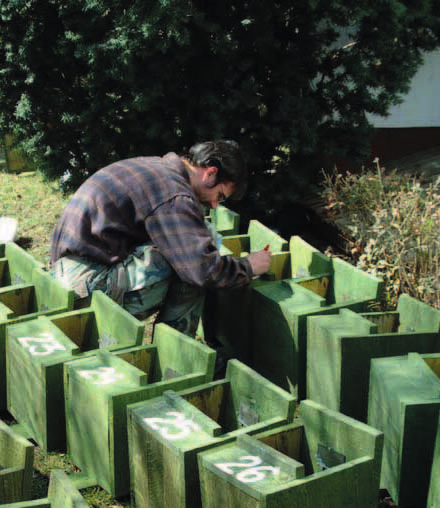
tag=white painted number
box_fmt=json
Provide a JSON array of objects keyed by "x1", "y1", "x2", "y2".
[
  {"x1": 18, "y1": 333, "x2": 66, "y2": 356},
  {"x1": 216, "y1": 455, "x2": 280, "y2": 483},
  {"x1": 77, "y1": 366, "x2": 124, "y2": 385},
  {"x1": 143, "y1": 412, "x2": 200, "y2": 440}
]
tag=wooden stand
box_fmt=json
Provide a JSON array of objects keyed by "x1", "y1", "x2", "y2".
[
  {"x1": 198, "y1": 400, "x2": 383, "y2": 508},
  {"x1": 64, "y1": 323, "x2": 215, "y2": 498},
  {"x1": 127, "y1": 359, "x2": 295, "y2": 508},
  {"x1": 307, "y1": 294, "x2": 440, "y2": 422},
  {"x1": 368, "y1": 352, "x2": 440, "y2": 508},
  {"x1": 6, "y1": 291, "x2": 143, "y2": 451}
]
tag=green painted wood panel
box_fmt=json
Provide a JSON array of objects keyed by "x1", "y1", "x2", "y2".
[
  {"x1": 0, "y1": 420, "x2": 34, "y2": 503},
  {"x1": 6, "y1": 318, "x2": 80, "y2": 451},
  {"x1": 203, "y1": 221, "x2": 289, "y2": 363},
  {"x1": 198, "y1": 400, "x2": 383, "y2": 508},
  {"x1": 49, "y1": 290, "x2": 144, "y2": 351},
  {"x1": 0, "y1": 470, "x2": 89, "y2": 507},
  {"x1": 198, "y1": 434, "x2": 304, "y2": 507},
  {"x1": 289, "y1": 236, "x2": 332, "y2": 279},
  {"x1": 5, "y1": 291, "x2": 144, "y2": 451},
  {"x1": 307, "y1": 295, "x2": 440, "y2": 422},
  {"x1": 64, "y1": 323, "x2": 215, "y2": 498},
  {"x1": 397, "y1": 293, "x2": 440, "y2": 333},
  {"x1": 368, "y1": 353, "x2": 440, "y2": 507},
  {"x1": 0, "y1": 268, "x2": 74, "y2": 413},
  {"x1": 251, "y1": 251, "x2": 384, "y2": 399},
  {"x1": 428, "y1": 413, "x2": 440, "y2": 508},
  {"x1": 127, "y1": 359, "x2": 295, "y2": 508},
  {"x1": 46, "y1": 470, "x2": 89, "y2": 508},
  {"x1": 3, "y1": 243, "x2": 44, "y2": 287},
  {"x1": 250, "y1": 280, "x2": 329, "y2": 397},
  {"x1": 208, "y1": 205, "x2": 240, "y2": 236}
]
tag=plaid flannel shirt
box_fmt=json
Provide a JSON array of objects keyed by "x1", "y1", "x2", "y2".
[{"x1": 50, "y1": 153, "x2": 252, "y2": 289}]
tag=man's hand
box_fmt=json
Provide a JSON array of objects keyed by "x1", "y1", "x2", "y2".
[{"x1": 247, "y1": 244, "x2": 271, "y2": 276}]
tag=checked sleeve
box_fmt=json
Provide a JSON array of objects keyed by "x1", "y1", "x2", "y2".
[{"x1": 144, "y1": 195, "x2": 253, "y2": 289}]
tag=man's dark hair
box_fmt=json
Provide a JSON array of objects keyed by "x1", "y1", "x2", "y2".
[{"x1": 188, "y1": 140, "x2": 248, "y2": 200}]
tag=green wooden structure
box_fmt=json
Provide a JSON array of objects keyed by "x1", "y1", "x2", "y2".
[
  {"x1": 0, "y1": 243, "x2": 44, "y2": 288},
  {"x1": 208, "y1": 205, "x2": 240, "y2": 236},
  {"x1": 0, "y1": 470, "x2": 90, "y2": 507},
  {"x1": 198, "y1": 399, "x2": 384, "y2": 508},
  {"x1": 307, "y1": 294, "x2": 440, "y2": 422},
  {"x1": 64, "y1": 323, "x2": 215, "y2": 498},
  {"x1": 6, "y1": 290, "x2": 144, "y2": 451},
  {"x1": 250, "y1": 236, "x2": 383, "y2": 398},
  {"x1": 127, "y1": 359, "x2": 295, "y2": 508},
  {"x1": 203, "y1": 220, "x2": 290, "y2": 363},
  {"x1": 368, "y1": 352, "x2": 440, "y2": 508},
  {"x1": 2, "y1": 134, "x2": 29, "y2": 174},
  {"x1": 0, "y1": 267, "x2": 74, "y2": 412},
  {"x1": 0, "y1": 420, "x2": 34, "y2": 504},
  {"x1": 428, "y1": 371, "x2": 440, "y2": 508}
]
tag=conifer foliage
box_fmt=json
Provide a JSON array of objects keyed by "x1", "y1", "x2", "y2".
[{"x1": 0, "y1": 1, "x2": 439, "y2": 194}]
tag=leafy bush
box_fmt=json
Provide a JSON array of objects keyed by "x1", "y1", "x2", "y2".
[
  {"x1": 320, "y1": 162, "x2": 440, "y2": 309},
  {"x1": 1, "y1": 0, "x2": 439, "y2": 207}
]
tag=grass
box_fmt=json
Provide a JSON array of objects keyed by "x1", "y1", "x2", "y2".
[{"x1": 0, "y1": 170, "x2": 69, "y2": 266}]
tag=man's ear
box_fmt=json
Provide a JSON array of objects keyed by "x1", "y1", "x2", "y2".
[{"x1": 202, "y1": 166, "x2": 218, "y2": 187}]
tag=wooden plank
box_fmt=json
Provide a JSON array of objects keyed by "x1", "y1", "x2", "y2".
[
  {"x1": 397, "y1": 292, "x2": 440, "y2": 333},
  {"x1": 128, "y1": 360, "x2": 295, "y2": 507},
  {"x1": 265, "y1": 252, "x2": 291, "y2": 280},
  {"x1": 47, "y1": 470, "x2": 90, "y2": 507},
  {"x1": 5, "y1": 242, "x2": 43, "y2": 285},
  {"x1": 0, "y1": 284, "x2": 35, "y2": 316},
  {"x1": 221, "y1": 235, "x2": 249, "y2": 257},
  {"x1": 6, "y1": 317, "x2": 80, "y2": 451},
  {"x1": 115, "y1": 344, "x2": 156, "y2": 377},
  {"x1": 295, "y1": 274, "x2": 330, "y2": 298},
  {"x1": 358, "y1": 311, "x2": 399, "y2": 333},
  {"x1": 251, "y1": 250, "x2": 385, "y2": 399},
  {"x1": 0, "y1": 419, "x2": 34, "y2": 503},
  {"x1": 424, "y1": 354, "x2": 440, "y2": 377},
  {"x1": 198, "y1": 434, "x2": 305, "y2": 507},
  {"x1": 250, "y1": 280, "x2": 327, "y2": 396},
  {"x1": 209, "y1": 205, "x2": 240, "y2": 236},
  {"x1": 49, "y1": 309, "x2": 95, "y2": 349},
  {"x1": 289, "y1": 235, "x2": 331, "y2": 278},
  {"x1": 0, "y1": 259, "x2": 9, "y2": 286},
  {"x1": 0, "y1": 301, "x2": 15, "y2": 320},
  {"x1": 428, "y1": 415, "x2": 440, "y2": 508},
  {"x1": 330, "y1": 257, "x2": 384, "y2": 305},
  {"x1": 247, "y1": 221, "x2": 288, "y2": 253},
  {"x1": 153, "y1": 323, "x2": 215, "y2": 382},
  {"x1": 256, "y1": 422, "x2": 304, "y2": 463},
  {"x1": 204, "y1": 224, "x2": 290, "y2": 364},
  {"x1": 92, "y1": 290, "x2": 144, "y2": 348},
  {"x1": 307, "y1": 297, "x2": 440, "y2": 422},
  {"x1": 306, "y1": 308, "x2": 378, "y2": 418},
  {"x1": 49, "y1": 291, "x2": 145, "y2": 353},
  {"x1": 198, "y1": 400, "x2": 383, "y2": 508},
  {"x1": 64, "y1": 325, "x2": 215, "y2": 498},
  {"x1": 31, "y1": 268, "x2": 74, "y2": 315},
  {"x1": 368, "y1": 353, "x2": 440, "y2": 507}
]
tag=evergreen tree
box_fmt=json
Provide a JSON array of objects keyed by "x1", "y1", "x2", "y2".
[{"x1": 0, "y1": 0, "x2": 439, "y2": 222}]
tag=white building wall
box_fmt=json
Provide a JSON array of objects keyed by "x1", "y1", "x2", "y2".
[{"x1": 369, "y1": 49, "x2": 440, "y2": 128}]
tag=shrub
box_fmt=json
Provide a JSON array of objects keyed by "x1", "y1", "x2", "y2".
[
  {"x1": 320, "y1": 162, "x2": 440, "y2": 309},
  {"x1": 1, "y1": 0, "x2": 439, "y2": 194}
]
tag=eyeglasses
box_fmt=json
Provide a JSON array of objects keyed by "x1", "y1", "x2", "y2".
[{"x1": 218, "y1": 183, "x2": 227, "y2": 203}]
